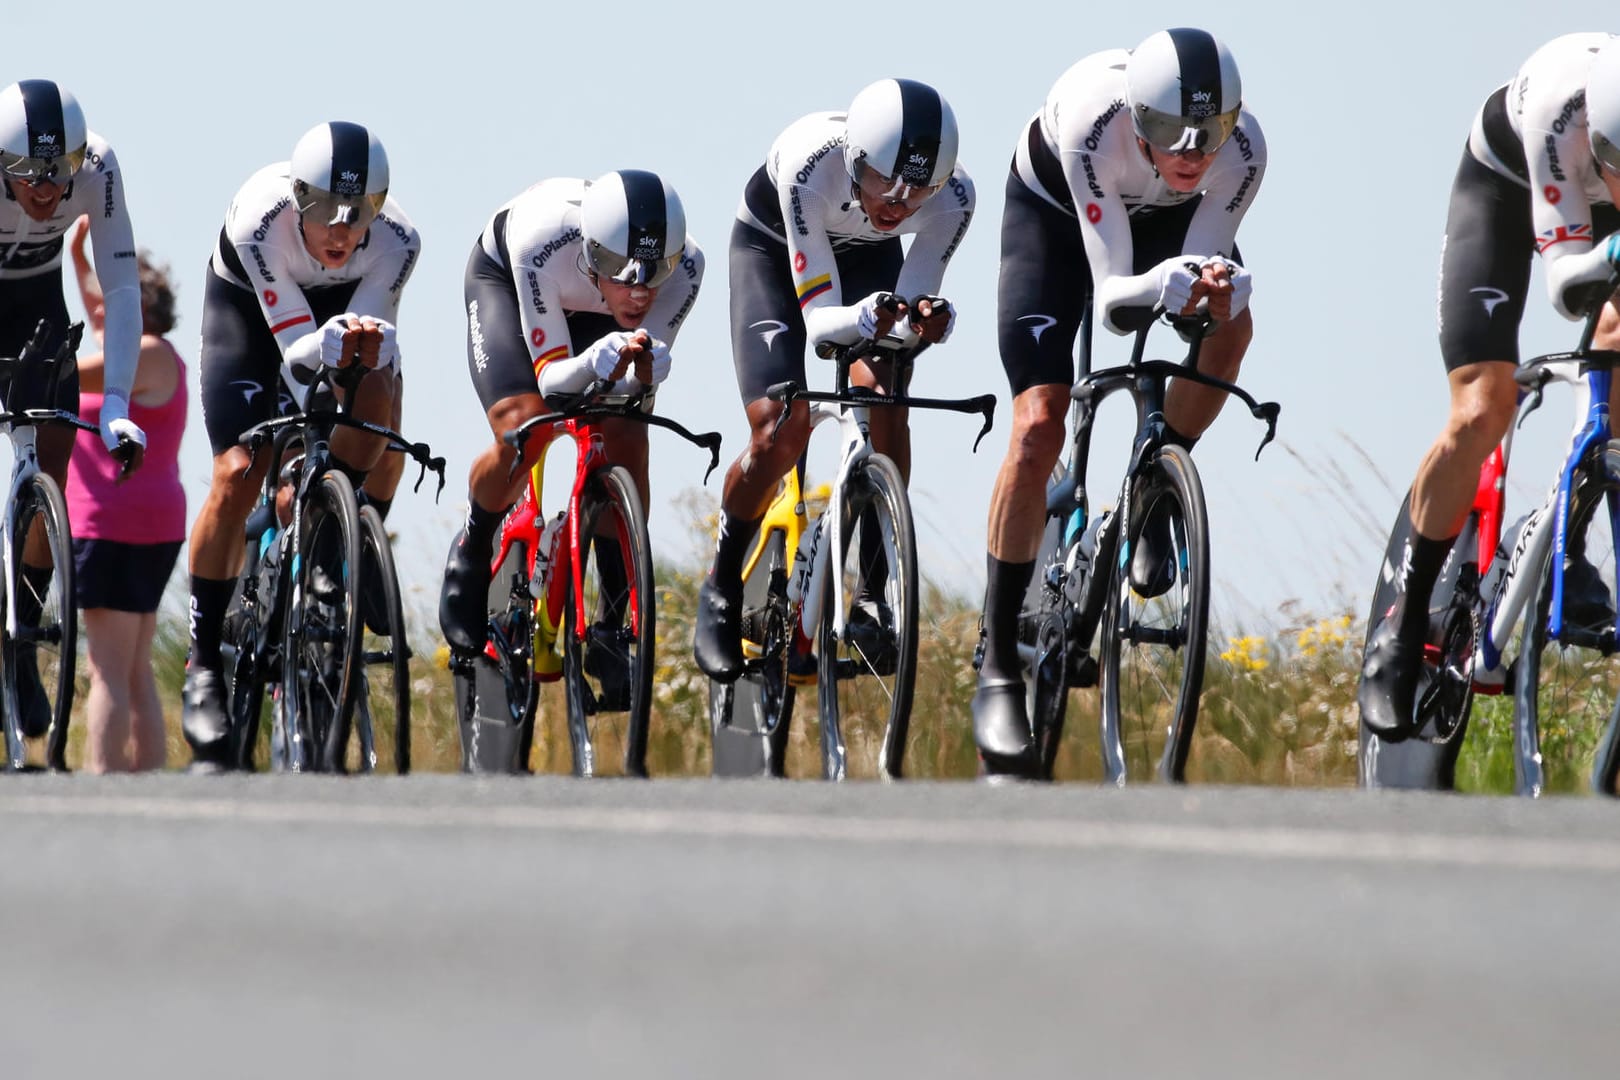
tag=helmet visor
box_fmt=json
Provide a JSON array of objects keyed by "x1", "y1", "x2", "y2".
[
  {"x1": 588, "y1": 241, "x2": 681, "y2": 288},
  {"x1": 1134, "y1": 104, "x2": 1240, "y2": 155},
  {"x1": 1594, "y1": 131, "x2": 1620, "y2": 176},
  {"x1": 293, "y1": 182, "x2": 386, "y2": 229},
  {"x1": 852, "y1": 159, "x2": 943, "y2": 210},
  {"x1": 0, "y1": 146, "x2": 85, "y2": 185}
]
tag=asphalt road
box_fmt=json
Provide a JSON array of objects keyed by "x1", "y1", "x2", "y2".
[{"x1": 3, "y1": 776, "x2": 1617, "y2": 1079}]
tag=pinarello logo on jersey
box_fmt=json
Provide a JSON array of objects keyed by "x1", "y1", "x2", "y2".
[
  {"x1": 1085, "y1": 203, "x2": 1102, "y2": 224},
  {"x1": 1545, "y1": 185, "x2": 1562, "y2": 205},
  {"x1": 264, "y1": 289, "x2": 278, "y2": 307},
  {"x1": 531, "y1": 328, "x2": 546, "y2": 349},
  {"x1": 794, "y1": 251, "x2": 807, "y2": 272}
]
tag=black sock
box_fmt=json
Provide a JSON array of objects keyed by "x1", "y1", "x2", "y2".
[
  {"x1": 857, "y1": 506, "x2": 887, "y2": 602},
  {"x1": 1163, "y1": 421, "x2": 1199, "y2": 452},
  {"x1": 462, "y1": 499, "x2": 506, "y2": 556},
  {"x1": 333, "y1": 459, "x2": 368, "y2": 491},
  {"x1": 188, "y1": 576, "x2": 236, "y2": 669},
  {"x1": 1394, "y1": 528, "x2": 1455, "y2": 639},
  {"x1": 711, "y1": 510, "x2": 761, "y2": 587},
  {"x1": 368, "y1": 495, "x2": 394, "y2": 522},
  {"x1": 592, "y1": 535, "x2": 628, "y2": 626},
  {"x1": 980, "y1": 554, "x2": 1035, "y2": 683}
]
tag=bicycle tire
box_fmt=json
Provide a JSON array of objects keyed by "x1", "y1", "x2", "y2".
[
  {"x1": 358, "y1": 504, "x2": 410, "y2": 774},
  {"x1": 279, "y1": 469, "x2": 363, "y2": 773},
  {"x1": 1019, "y1": 514, "x2": 1069, "y2": 780},
  {"x1": 708, "y1": 529, "x2": 795, "y2": 777},
  {"x1": 1098, "y1": 444, "x2": 1209, "y2": 784},
  {"x1": 222, "y1": 542, "x2": 276, "y2": 772},
  {"x1": 2, "y1": 473, "x2": 77, "y2": 771},
  {"x1": 816, "y1": 452, "x2": 918, "y2": 780},
  {"x1": 1514, "y1": 440, "x2": 1620, "y2": 797},
  {"x1": 456, "y1": 530, "x2": 539, "y2": 774},
  {"x1": 561, "y1": 465, "x2": 655, "y2": 778}
]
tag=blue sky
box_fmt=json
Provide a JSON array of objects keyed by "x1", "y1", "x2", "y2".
[{"x1": 14, "y1": 1, "x2": 1615, "y2": 628}]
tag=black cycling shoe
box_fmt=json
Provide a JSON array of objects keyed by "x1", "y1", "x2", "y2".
[
  {"x1": 1129, "y1": 500, "x2": 1175, "y2": 598},
  {"x1": 439, "y1": 529, "x2": 493, "y2": 655},
  {"x1": 971, "y1": 676, "x2": 1036, "y2": 776},
  {"x1": 844, "y1": 596, "x2": 897, "y2": 675},
  {"x1": 182, "y1": 664, "x2": 234, "y2": 768},
  {"x1": 585, "y1": 625, "x2": 632, "y2": 712},
  {"x1": 1561, "y1": 553, "x2": 1616, "y2": 630},
  {"x1": 694, "y1": 575, "x2": 745, "y2": 683},
  {"x1": 13, "y1": 643, "x2": 50, "y2": 739},
  {"x1": 1357, "y1": 616, "x2": 1424, "y2": 741}
]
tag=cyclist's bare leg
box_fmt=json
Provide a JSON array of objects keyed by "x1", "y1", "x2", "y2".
[
  {"x1": 468, "y1": 391, "x2": 551, "y2": 513},
  {"x1": 986, "y1": 383, "x2": 1070, "y2": 562},
  {"x1": 1409, "y1": 361, "x2": 1518, "y2": 539},
  {"x1": 361, "y1": 371, "x2": 405, "y2": 508},
  {"x1": 189, "y1": 446, "x2": 273, "y2": 580},
  {"x1": 853, "y1": 358, "x2": 911, "y2": 482},
  {"x1": 1163, "y1": 308, "x2": 1252, "y2": 441},
  {"x1": 328, "y1": 368, "x2": 398, "y2": 476},
  {"x1": 597, "y1": 415, "x2": 650, "y2": 513},
  {"x1": 721, "y1": 397, "x2": 810, "y2": 520}
]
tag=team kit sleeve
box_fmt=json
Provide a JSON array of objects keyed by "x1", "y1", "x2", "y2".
[
  {"x1": 509, "y1": 249, "x2": 578, "y2": 384},
  {"x1": 1181, "y1": 117, "x2": 1266, "y2": 264},
  {"x1": 82, "y1": 141, "x2": 141, "y2": 403},
  {"x1": 1529, "y1": 117, "x2": 1610, "y2": 319},
  {"x1": 892, "y1": 170, "x2": 975, "y2": 302},
  {"x1": 645, "y1": 237, "x2": 705, "y2": 345},
  {"x1": 343, "y1": 215, "x2": 420, "y2": 333},
  {"x1": 784, "y1": 183, "x2": 860, "y2": 347},
  {"x1": 1064, "y1": 146, "x2": 1152, "y2": 334}
]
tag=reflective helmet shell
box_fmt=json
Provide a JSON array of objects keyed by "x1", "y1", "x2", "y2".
[
  {"x1": 1126, "y1": 28, "x2": 1242, "y2": 153},
  {"x1": 289, "y1": 121, "x2": 389, "y2": 227},
  {"x1": 842, "y1": 78, "x2": 959, "y2": 190},
  {"x1": 580, "y1": 169, "x2": 687, "y2": 287},
  {"x1": 1587, "y1": 37, "x2": 1620, "y2": 173},
  {"x1": 0, "y1": 80, "x2": 88, "y2": 184}
]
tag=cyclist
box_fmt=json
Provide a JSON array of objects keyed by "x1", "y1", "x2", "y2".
[
  {"x1": 1361, "y1": 32, "x2": 1620, "y2": 739},
  {"x1": 0, "y1": 79, "x2": 146, "y2": 740},
  {"x1": 692, "y1": 77, "x2": 974, "y2": 683},
  {"x1": 182, "y1": 121, "x2": 420, "y2": 768},
  {"x1": 438, "y1": 170, "x2": 704, "y2": 662},
  {"x1": 971, "y1": 28, "x2": 1265, "y2": 774}
]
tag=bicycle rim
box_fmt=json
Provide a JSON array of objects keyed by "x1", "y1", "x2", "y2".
[
  {"x1": 358, "y1": 504, "x2": 410, "y2": 774},
  {"x1": 222, "y1": 549, "x2": 271, "y2": 772},
  {"x1": 817, "y1": 453, "x2": 918, "y2": 780},
  {"x1": 562, "y1": 466, "x2": 655, "y2": 778},
  {"x1": 4, "y1": 474, "x2": 77, "y2": 771},
  {"x1": 457, "y1": 535, "x2": 538, "y2": 774},
  {"x1": 279, "y1": 471, "x2": 363, "y2": 773},
  {"x1": 1099, "y1": 445, "x2": 1209, "y2": 784},
  {"x1": 1514, "y1": 442, "x2": 1620, "y2": 797}
]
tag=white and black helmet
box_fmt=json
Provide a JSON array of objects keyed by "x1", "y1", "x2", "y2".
[
  {"x1": 580, "y1": 170, "x2": 686, "y2": 288},
  {"x1": 290, "y1": 121, "x2": 389, "y2": 229},
  {"x1": 1588, "y1": 37, "x2": 1620, "y2": 174},
  {"x1": 1126, "y1": 28, "x2": 1242, "y2": 155},
  {"x1": 0, "y1": 80, "x2": 87, "y2": 185},
  {"x1": 843, "y1": 78, "x2": 959, "y2": 207}
]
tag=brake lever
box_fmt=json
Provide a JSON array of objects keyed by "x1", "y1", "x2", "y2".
[
  {"x1": 1251, "y1": 401, "x2": 1281, "y2": 460},
  {"x1": 971, "y1": 395, "x2": 997, "y2": 453},
  {"x1": 766, "y1": 381, "x2": 801, "y2": 441},
  {"x1": 1518, "y1": 371, "x2": 1551, "y2": 429}
]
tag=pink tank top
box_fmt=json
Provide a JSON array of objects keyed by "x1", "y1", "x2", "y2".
[{"x1": 67, "y1": 339, "x2": 188, "y2": 544}]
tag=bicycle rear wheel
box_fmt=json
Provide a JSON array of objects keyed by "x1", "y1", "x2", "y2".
[
  {"x1": 279, "y1": 470, "x2": 363, "y2": 773},
  {"x1": 562, "y1": 465, "x2": 655, "y2": 777},
  {"x1": 1099, "y1": 444, "x2": 1209, "y2": 784},
  {"x1": 2, "y1": 473, "x2": 76, "y2": 771},
  {"x1": 455, "y1": 530, "x2": 539, "y2": 774},
  {"x1": 222, "y1": 539, "x2": 278, "y2": 772},
  {"x1": 708, "y1": 529, "x2": 794, "y2": 777},
  {"x1": 356, "y1": 504, "x2": 410, "y2": 774},
  {"x1": 817, "y1": 453, "x2": 918, "y2": 780},
  {"x1": 1515, "y1": 442, "x2": 1620, "y2": 797}
]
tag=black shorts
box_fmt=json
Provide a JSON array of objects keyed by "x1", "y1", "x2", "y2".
[
  {"x1": 995, "y1": 172, "x2": 1239, "y2": 396},
  {"x1": 728, "y1": 220, "x2": 903, "y2": 404},
  {"x1": 198, "y1": 271, "x2": 359, "y2": 455},
  {"x1": 72, "y1": 538, "x2": 182, "y2": 613},
  {"x1": 462, "y1": 243, "x2": 621, "y2": 413},
  {"x1": 0, "y1": 270, "x2": 80, "y2": 412},
  {"x1": 1437, "y1": 149, "x2": 1620, "y2": 371}
]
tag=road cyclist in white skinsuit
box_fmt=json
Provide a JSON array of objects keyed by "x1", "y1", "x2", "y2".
[
  {"x1": 1360, "y1": 33, "x2": 1620, "y2": 739},
  {"x1": 438, "y1": 170, "x2": 704, "y2": 657},
  {"x1": 0, "y1": 79, "x2": 146, "y2": 740},
  {"x1": 693, "y1": 77, "x2": 975, "y2": 683},
  {"x1": 972, "y1": 28, "x2": 1266, "y2": 775},
  {"x1": 182, "y1": 121, "x2": 420, "y2": 769}
]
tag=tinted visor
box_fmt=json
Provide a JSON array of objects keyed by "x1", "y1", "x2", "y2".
[
  {"x1": 1133, "y1": 104, "x2": 1240, "y2": 156},
  {"x1": 587, "y1": 241, "x2": 681, "y2": 288},
  {"x1": 0, "y1": 146, "x2": 85, "y2": 184},
  {"x1": 852, "y1": 159, "x2": 943, "y2": 209},
  {"x1": 1594, "y1": 131, "x2": 1620, "y2": 175},
  {"x1": 293, "y1": 181, "x2": 386, "y2": 229}
]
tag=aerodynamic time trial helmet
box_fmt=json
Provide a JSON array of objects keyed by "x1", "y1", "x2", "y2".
[
  {"x1": 290, "y1": 121, "x2": 389, "y2": 229},
  {"x1": 580, "y1": 169, "x2": 687, "y2": 288},
  {"x1": 0, "y1": 80, "x2": 87, "y2": 185},
  {"x1": 843, "y1": 78, "x2": 959, "y2": 209},
  {"x1": 1126, "y1": 28, "x2": 1242, "y2": 156},
  {"x1": 1587, "y1": 37, "x2": 1620, "y2": 174}
]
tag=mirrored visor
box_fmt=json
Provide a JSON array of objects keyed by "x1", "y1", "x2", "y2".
[
  {"x1": 852, "y1": 159, "x2": 943, "y2": 210},
  {"x1": 294, "y1": 183, "x2": 386, "y2": 229},
  {"x1": 587, "y1": 241, "x2": 681, "y2": 288},
  {"x1": 1133, "y1": 104, "x2": 1240, "y2": 156},
  {"x1": 0, "y1": 146, "x2": 85, "y2": 185}
]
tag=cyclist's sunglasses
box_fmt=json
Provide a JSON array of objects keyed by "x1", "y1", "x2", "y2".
[
  {"x1": 0, "y1": 147, "x2": 84, "y2": 185},
  {"x1": 1134, "y1": 104, "x2": 1241, "y2": 157},
  {"x1": 852, "y1": 159, "x2": 943, "y2": 210},
  {"x1": 587, "y1": 241, "x2": 682, "y2": 289},
  {"x1": 293, "y1": 181, "x2": 386, "y2": 230}
]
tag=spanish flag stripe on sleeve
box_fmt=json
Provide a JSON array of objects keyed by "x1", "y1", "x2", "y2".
[
  {"x1": 532, "y1": 345, "x2": 570, "y2": 374},
  {"x1": 796, "y1": 274, "x2": 833, "y2": 308}
]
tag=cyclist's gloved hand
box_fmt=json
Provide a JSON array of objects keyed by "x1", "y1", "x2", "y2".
[
  {"x1": 99, "y1": 391, "x2": 147, "y2": 479},
  {"x1": 1553, "y1": 234, "x2": 1620, "y2": 320},
  {"x1": 643, "y1": 338, "x2": 673, "y2": 384},
  {"x1": 856, "y1": 291, "x2": 907, "y2": 340},
  {"x1": 355, "y1": 317, "x2": 399, "y2": 371},
  {"x1": 317, "y1": 313, "x2": 362, "y2": 367},
  {"x1": 1195, "y1": 257, "x2": 1252, "y2": 321},
  {"x1": 909, "y1": 295, "x2": 956, "y2": 344},
  {"x1": 578, "y1": 330, "x2": 639, "y2": 381},
  {"x1": 1155, "y1": 257, "x2": 1203, "y2": 316}
]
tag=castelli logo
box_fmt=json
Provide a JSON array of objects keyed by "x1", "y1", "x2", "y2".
[
  {"x1": 1085, "y1": 203, "x2": 1102, "y2": 224},
  {"x1": 1545, "y1": 185, "x2": 1562, "y2": 205},
  {"x1": 531, "y1": 328, "x2": 546, "y2": 348},
  {"x1": 794, "y1": 251, "x2": 807, "y2": 272},
  {"x1": 264, "y1": 289, "x2": 278, "y2": 306}
]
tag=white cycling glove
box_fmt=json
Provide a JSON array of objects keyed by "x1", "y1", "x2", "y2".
[
  {"x1": 373, "y1": 318, "x2": 399, "y2": 371},
  {"x1": 855, "y1": 291, "x2": 902, "y2": 340},
  {"x1": 1550, "y1": 234, "x2": 1620, "y2": 320},
  {"x1": 577, "y1": 331, "x2": 638, "y2": 380},
  {"x1": 645, "y1": 339, "x2": 673, "y2": 384},
  {"x1": 1155, "y1": 258, "x2": 1201, "y2": 316},
  {"x1": 317, "y1": 314, "x2": 357, "y2": 368},
  {"x1": 98, "y1": 391, "x2": 147, "y2": 454},
  {"x1": 910, "y1": 295, "x2": 956, "y2": 344},
  {"x1": 1201, "y1": 257, "x2": 1254, "y2": 317}
]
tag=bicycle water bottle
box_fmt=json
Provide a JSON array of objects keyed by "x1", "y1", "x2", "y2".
[{"x1": 531, "y1": 511, "x2": 567, "y2": 668}]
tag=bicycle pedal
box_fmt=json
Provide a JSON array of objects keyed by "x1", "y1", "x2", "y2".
[
  {"x1": 742, "y1": 638, "x2": 764, "y2": 661},
  {"x1": 787, "y1": 650, "x2": 819, "y2": 686}
]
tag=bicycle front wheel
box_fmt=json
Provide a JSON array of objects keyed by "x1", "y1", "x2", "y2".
[
  {"x1": 562, "y1": 465, "x2": 655, "y2": 777},
  {"x1": 817, "y1": 453, "x2": 919, "y2": 780},
  {"x1": 1099, "y1": 444, "x2": 1210, "y2": 784},
  {"x1": 357, "y1": 504, "x2": 410, "y2": 774},
  {"x1": 1516, "y1": 441, "x2": 1620, "y2": 797},
  {"x1": 3, "y1": 473, "x2": 77, "y2": 771},
  {"x1": 279, "y1": 470, "x2": 363, "y2": 773}
]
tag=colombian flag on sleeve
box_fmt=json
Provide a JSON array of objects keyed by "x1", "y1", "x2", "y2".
[{"x1": 797, "y1": 274, "x2": 832, "y2": 308}]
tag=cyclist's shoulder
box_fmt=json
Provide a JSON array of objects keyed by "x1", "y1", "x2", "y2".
[
  {"x1": 500, "y1": 177, "x2": 587, "y2": 268},
  {"x1": 221, "y1": 163, "x2": 297, "y2": 244},
  {"x1": 765, "y1": 112, "x2": 846, "y2": 193},
  {"x1": 1510, "y1": 33, "x2": 1612, "y2": 129},
  {"x1": 368, "y1": 197, "x2": 419, "y2": 252}
]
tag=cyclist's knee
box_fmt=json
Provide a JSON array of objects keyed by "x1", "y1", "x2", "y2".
[
  {"x1": 1202, "y1": 310, "x2": 1252, "y2": 380},
  {"x1": 1445, "y1": 364, "x2": 1517, "y2": 451},
  {"x1": 1008, "y1": 390, "x2": 1067, "y2": 475},
  {"x1": 207, "y1": 448, "x2": 266, "y2": 520},
  {"x1": 743, "y1": 399, "x2": 808, "y2": 476}
]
